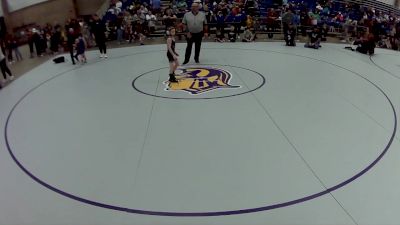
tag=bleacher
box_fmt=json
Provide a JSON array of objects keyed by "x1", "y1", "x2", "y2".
[{"x1": 101, "y1": 0, "x2": 399, "y2": 41}]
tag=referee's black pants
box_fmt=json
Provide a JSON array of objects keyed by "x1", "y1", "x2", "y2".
[{"x1": 185, "y1": 32, "x2": 203, "y2": 63}]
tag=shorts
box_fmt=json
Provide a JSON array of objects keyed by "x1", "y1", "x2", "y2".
[{"x1": 167, "y1": 52, "x2": 175, "y2": 62}]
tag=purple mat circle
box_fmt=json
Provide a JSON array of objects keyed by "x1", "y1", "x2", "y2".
[
  {"x1": 132, "y1": 64, "x2": 266, "y2": 99},
  {"x1": 3, "y1": 48, "x2": 397, "y2": 217}
]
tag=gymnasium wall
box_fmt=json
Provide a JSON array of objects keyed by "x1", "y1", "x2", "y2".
[
  {"x1": 378, "y1": 0, "x2": 396, "y2": 6},
  {"x1": 7, "y1": 0, "x2": 49, "y2": 12},
  {"x1": 76, "y1": 0, "x2": 107, "y2": 16},
  {"x1": 1, "y1": 0, "x2": 108, "y2": 32},
  {"x1": 5, "y1": 0, "x2": 76, "y2": 30}
]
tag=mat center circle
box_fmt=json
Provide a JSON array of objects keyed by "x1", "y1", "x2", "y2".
[{"x1": 132, "y1": 64, "x2": 266, "y2": 100}]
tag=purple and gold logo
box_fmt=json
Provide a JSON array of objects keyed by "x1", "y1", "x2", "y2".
[{"x1": 164, "y1": 67, "x2": 241, "y2": 95}]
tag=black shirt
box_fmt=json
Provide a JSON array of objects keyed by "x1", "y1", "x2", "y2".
[
  {"x1": 91, "y1": 19, "x2": 106, "y2": 39},
  {"x1": 309, "y1": 31, "x2": 321, "y2": 43}
]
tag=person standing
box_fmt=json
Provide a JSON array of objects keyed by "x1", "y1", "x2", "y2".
[
  {"x1": 12, "y1": 36, "x2": 23, "y2": 61},
  {"x1": 28, "y1": 29, "x2": 35, "y2": 58},
  {"x1": 91, "y1": 14, "x2": 108, "y2": 58},
  {"x1": 282, "y1": 8, "x2": 294, "y2": 37},
  {"x1": 75, "y1": 34, "x2": 87, "y2": 64},
  {"x1": 182, "y1": 3, "x2": 208, "y2": 64},
  {"x1": 5, "y1": 37, "x2": 13, "y2": 64},
  {"x1": 32, "y1": 29, "x2": 43, "y2": 57},
  {"x1": 166, "y1": 27, "x2": 179, "y2": 83},
  {"x1": 0, "y1": 49, "x2": 14, "y2": 89},
  {"x1": 50, "y1": 26, "x2": 62, "y2": 53},
  {"x1": 67, "y1": 28, "x2": 77, "y2": 65}
]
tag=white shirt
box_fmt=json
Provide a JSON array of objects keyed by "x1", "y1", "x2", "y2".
[{"x1": 146, "y1": 14, "x2": 157, "y2": 27}]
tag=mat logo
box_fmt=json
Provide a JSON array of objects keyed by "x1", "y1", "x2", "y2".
[{"x1": 165, "y1": 67, "x2": 241, "y2": 95}]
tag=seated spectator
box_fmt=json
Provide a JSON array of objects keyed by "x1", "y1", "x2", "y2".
[
  {"x1": 299, "y1": 10, "x2": 309, "y2": 36},
  {"x1": 285, "y1": 23, "x2": 296, "y2": 46},
  {"x1": 163, "y1": 8, "x2": 177, "y2": 31},
  {"x1": 304, "y1": 26, "x2": 321, "y2": 49},
  {"x1": 176, "y1": 22, "x2": 185, "y2": 40},
  {"x1": 266, "y1": 8, "x2": 278, "y2": 38},
  {"x1": 214, "y1": 10, "x2": 226, "y2": 39},
  {"x1": 108, "y1": 4, "x2": 121, "y2": 15},
  {"x1": 345, "y1": 33, "x2": 375, "y2": 55},
  {"x1": 234, "y1": 8, "x2": 245, "y2": 37},
  {"x1": 125, "y1": 23, "x2": 135, "y2": 43},
  {"x1": 321, "y1": 23, "x2": 328, "y2": 41},
  {"x1": 146, "y1": 11, "x2": 157, "y2": 36},
  {"x1": 215, "y1": 29, "x2": 226, "y2": 42},
  {"x1": 246, "y1": 15, "x2": 254, "y2": 29},
  {"x1": 133, "y1": 22, "x2": 146, "y2": 45},
  {"x1": 228, "y1": 25, "x2": 237, "y2": 42},
  {"x1": 242, "y1": 27, "x2": 254, "y2": 42},
  {"x1": 176, "y1": 0, "x2": 188, "y2": 11}
]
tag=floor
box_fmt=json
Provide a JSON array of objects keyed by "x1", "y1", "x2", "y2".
[{"x1": 0, "y1": 42, "x2": 399, "y2": 225}]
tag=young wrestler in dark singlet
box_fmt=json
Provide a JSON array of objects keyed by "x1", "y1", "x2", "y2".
[{"x1": 166, "y1": 27, "x2": 179, "y2": 82}]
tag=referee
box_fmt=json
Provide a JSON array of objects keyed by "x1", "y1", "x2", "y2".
[{"x1": 182, "y1": 3, "x2": 208, "y2": 64}]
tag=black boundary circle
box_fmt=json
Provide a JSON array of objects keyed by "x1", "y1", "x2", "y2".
[
  {"x1": 3, "y1": 46, "x2": 397, "y2": 217},
  {"x1": 132, "y1": 64, "x2": 266, "y2": 99},
  {"x1": 369, "y1": 53, "x2": 400, "y2": 80}
]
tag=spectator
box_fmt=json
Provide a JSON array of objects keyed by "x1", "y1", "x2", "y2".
[
  {"x1": 0, "y1": 49, "x2": 14, "y2": 89},
  {"x1": 38, "y1": 31, "x2": 47, "y2": 56},
  {"x1": 146, "y1": 11, "x2": 157, "y2": 36},
  {"x1": 67, "y1": 28, "x2": 77, "y2": 65},
  {"x1": 214, "y1": 11, "x2": 226, "y2": 40},
  {"x1": 27, "y1": 29, "x2": 35, "y2": 58},
  {"x1": 346, "y1": 33, "x2": 375, "y2": 54},
  {"x1": 5, "y1": 37, "x2": 13, "y2": 64},
  {"x1": 50, "y1": 26, "x2": 62, "y2": 53},
  {"x1": 228, "y1": 25, "x2": 236, "y2": 42},
  {"x1": 116, "y1": 23, "x2": 124, "y2": 44},
  {"x1": 91, "y1": 14, "x2": 108, "y2": 58},
  {"x1": 75, "y1": 34, "x2": 87, "y2": 64},
  {"x1": 134, "y1": 20, "x2": 146, "y2": 45},
  {"x1": 282, "y1": 8, "x2": 294, "y2": 36},
  {"x1": 163, "y1": 8, "x2": 177, "y2": 32},
  {"x1": 246, "y1": 15, "x2": 254, "y2": 29},
  {"x1": 81, "y1": 23, "x2": 94, "y2": 48},
  {"x1": 285, "y1": 23, "x2": 296, "y2": 46},
  {"x1": 116, "y1": 15, "x2": 125, "y2": 44},
  {"x1": 266, "y1": 8, "x2": 278, "y2": 38},
  {"x1": 304, "y1": 26, "x2": 322, "y2": 49},
  {"x1": 233, "y1": 8, "x2": 244, "y2": 38},
  {"x1": 11, "y1": 37, "x2": 23, "y2": 61},
  {"x1": 32, "y1": 29, "x2": 42, "y2": 57},
  {"x1": 215, "y1": 29, "x2": 226, "y2": 42},
  {"x1": 242, "y1": 27, "x2": 255, "y2": 42},
  {"x1": 299, "y1": 10, "x2": 309, "y2": 36}
]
